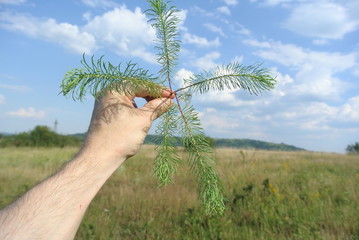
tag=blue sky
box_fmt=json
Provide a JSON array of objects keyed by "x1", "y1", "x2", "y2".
[{"x1": 0, "y1": 0, "x2": 358, "y2": 153}]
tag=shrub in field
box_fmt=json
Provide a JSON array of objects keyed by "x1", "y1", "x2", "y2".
[
  {"x1": 0, "y1": 126, "x2": 81, "y2": 147},
  {"x1": 61, "y1": 0, "x2": 276, "y2": 215},
  {"x1": 346, "y1": 142, "x2": 359, "y2": 154}
]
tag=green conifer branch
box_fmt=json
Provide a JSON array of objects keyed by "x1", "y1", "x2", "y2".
[
  {"x1": 179, "y1": 101, "x2": 225, "y2": 215},
  {"x1": 60, "y1": 0, "x2": 277, "y2": 216},
  {"x1": 61, "y1": 55, "x2": 161, "y2": 101},
  {"x1": 146, "y1": 0, "x2": 180, "y2": 84},
  {"x1": 147, "y1": 0, "x2": 185, "y2": 187},
  {"x1": 175, "y1": 62, "x2": 276, "y2": 95},
  {"x1": 153, "y1": 108, "x2": 181, "y2": 186}
]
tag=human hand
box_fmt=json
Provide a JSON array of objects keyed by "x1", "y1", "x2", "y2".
[
  {"x1": 0, "y1": 87, "x2": 174, "y2": 240},
  {"x1": 81, "y1": 87, "x2": 175, "y2": 163}
]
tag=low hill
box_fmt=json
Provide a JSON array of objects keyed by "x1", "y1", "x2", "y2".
[
  {"x1": 213, "y1": 138, "x2": 305, "y2": 151},
  {"x1": 143, "y1": 134, "x2": 305, "y2": 151},
  {"x1": 2, "y1": 130, "x2": 305, "y2": 151}
]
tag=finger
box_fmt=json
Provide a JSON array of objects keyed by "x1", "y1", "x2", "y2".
[
  {"x1": 142, "y1": 98, "x2": 174, "y2": 120},
  {"x1": 161, "y1": 89, "x2": 176, "y2": 99},
  {"x1": 129, "y1": 88, "x2": 175, "y2": 101},
  {"x1": 131, "y1": 99, "x2": 138, "y2": 108},
  {"x1": 144, "y1": 96, "x2": 155, "y2": 102},
  {"x1": 101, "y1": 86, "x2": 175, "y2": 110}
]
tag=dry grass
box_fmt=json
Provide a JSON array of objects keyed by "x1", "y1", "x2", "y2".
[{"x1": 0, "y1": 146, "x2": 358, "y2": 239}]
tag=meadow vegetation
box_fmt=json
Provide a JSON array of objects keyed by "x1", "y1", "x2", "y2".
[{"x1": 0, "y1": 146, "x2": 358, "y2": 240}]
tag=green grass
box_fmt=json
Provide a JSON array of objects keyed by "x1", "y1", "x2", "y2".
[{"x1": 0, "y1": 146, "x2": 358, "y2": 239}]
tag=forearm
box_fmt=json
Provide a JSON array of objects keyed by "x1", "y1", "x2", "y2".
[
  {"x1": 0, "y1": 89, "x2": 173, "y2": 240},
  {"x1": 0, "y1": 147, "x2": 125, "y2": 240}
]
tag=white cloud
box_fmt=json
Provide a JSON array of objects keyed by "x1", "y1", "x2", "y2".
[
  {"x1": 175, "y1": 9, "x2": 187, "y2": 31},
  {"x1": 273, "y1": 95, "x2": 359, "y2": 131},
  {"x1": 0, "y1": 12, "x2": 96, "y2": 54},
  {"x1": 198, "y1": 88, "x2": 261, "y2": 107},
  {"x1": 243, "y1": 39, "x2": 271, "y2": 48},
  {"x1": 217, "y1": 6, "x2": 231, "y2": 15},
  {"x1": 82, "y1": 12, "x2": 92, "y2": 21},
  {"x1": 180, "y1": 9, "x2": 223, "y2": 48},
  {"x1": 0, "y1": 6, "x2": 158, "y2": 63},
  {"x1": 339, "y1": 96, "x2": 359, "y2": 121},
  {"x1": 251, "y1": 0, "x2": 359, "y2": 40},
  {"x1": 244, "y1": 39, "x2": 356, "y2": 99},
  {"x1": 0, "y1": 84, "x2": 31, "y2": 92},
  {"x1": 191, "y1": 6, "x2": 216, "y2": 18},
  {"x1": 197, "y1": 108, "x2": 271, "y2": 139},
  {"x1": 6, "y1": 107, "x2": 45, "y2": 119},
  {"x1": 279, "y1": 102, "x2": 337, "y2": 120},
  {"x1": 226, "y1": 36, "x2": 359, "y2": 142},
  {"x1": 192, "y1": 51, "x2": 220, "y2": 70},
  {"x1": 261, "y1": 0, "x2": 293, "y2": 6},
  {"x1": 202, "y1": 114, "x2": 240, "y2": 129},
  {"x1": 231, "y1": 55, "x2": 244, "y2": 64},
  {"x1": 221, "y1": 0, "x2": 238, "y2": 6},
  {"x1": 353, "y1": 64, "x2": 359, "y2": 77},
  {"x1": 346, "y1": 0, "x2": 359, "y2": 23},
  {"x1": 235, "y1": 23, "x2": 251, "y2": 35},
  {"x1": 269, "y1": 68, "x2": 294, "y2": 97},
  {"x1": 131, "y1": 49, "x2": 156, "y2": 64},
  {"x1": 200, "y1": 109, "x2": 240, "y2": 131},
  {"x1": 283, "y1": 2, "x2": 359, "y2": 39},
  {"x1": 0, "y1": 94, "x2": 4, "y2": 104},
  {"x1": 250, "y1": 0, "x2": 309, "y2": 7},
  {"x1": 190, "y1": 6, "x2": 249, "y2": 37},
  {"x1": 190, "y1": 54, "x2": 257, "y2": 105},
  {"x1": 198, "y1": 89, "x2": 237, "y2": 103},
  {"x1": 203, "y1": 23, "x2": 226, "y2": 37},
  {"x1": 0, "y1": 0, "x2": 27, "y2": 5},
  {"x1": 174, "y1": 68, "x2": 194, "y2": 88},
  {"x1": 205, "y1": 107, "x2": 217, "y2": 113},
  {"x1": 81, "y1": 0, "x2": 119, "y2": 8},
  {"x1": 182, "y1": 32, "x2": 220, "y2": 48},
  {"x1": 83, "y1": 6, "x2": 156, "y2": 62},
  {"x1": 312, "y1": 39, "x2": 329, "y2": 45},
  {"x1": 196, "y1": 64, "x2": 265, "y2": 106}
]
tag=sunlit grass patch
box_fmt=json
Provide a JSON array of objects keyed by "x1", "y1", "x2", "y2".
[{"x1": 0, "y1": 146, "x2": 358, "y2": 239}]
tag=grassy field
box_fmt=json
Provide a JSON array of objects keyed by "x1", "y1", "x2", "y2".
[{"x1": 0, "y1": 146, "x2": 358, "y2": 240}]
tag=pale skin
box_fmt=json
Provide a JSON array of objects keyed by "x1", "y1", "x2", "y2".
[{"x1": 0, "y1": 88, "x2": 175, "y2": 240}]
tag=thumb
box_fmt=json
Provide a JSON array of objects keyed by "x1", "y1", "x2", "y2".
[{"x1": 142, "y1": 98, "x2": 174, "y2": 120}]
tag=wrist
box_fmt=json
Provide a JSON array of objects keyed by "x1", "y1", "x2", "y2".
[{"x1": 75, "y1": 144, "x2": 127, "y2": 173}]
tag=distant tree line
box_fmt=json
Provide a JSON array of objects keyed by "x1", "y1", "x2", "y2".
[
  {"x1": 3, "y1": 127, "x2": 356, "y2": 153},
  {"x1": 0, "y1": 129, "x2": 309, "y2": 151},
  {"x1": 144, "y1": 134, "x2": 305, "y2": 151},
  {"x1": 346, "y1": 142, "x2": 359, "y2": 154},
  {"x1": 0, "y1": 126, "x2": 81, "y2": 148}
]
